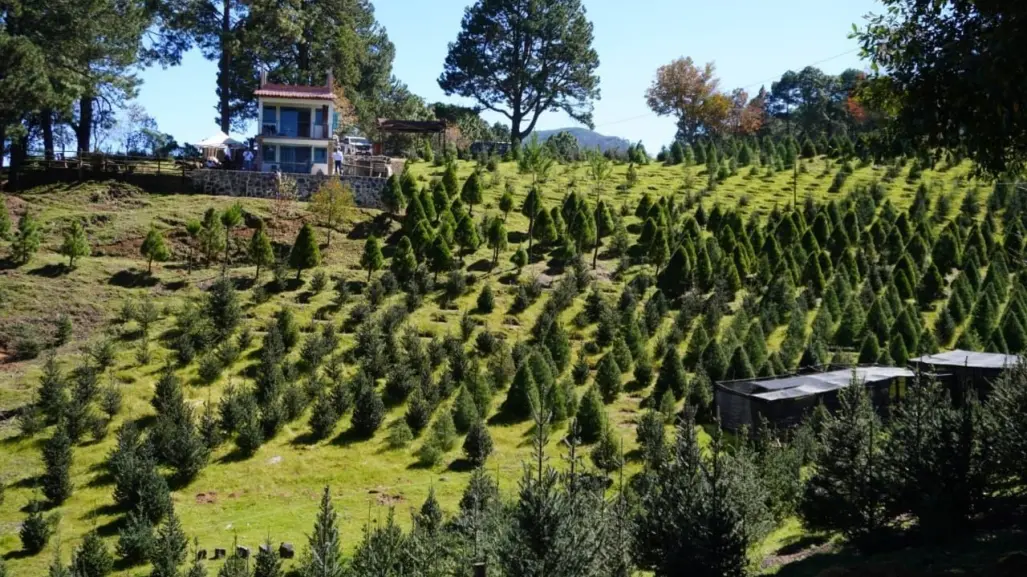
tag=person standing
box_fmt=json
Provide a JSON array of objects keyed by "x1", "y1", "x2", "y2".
[
  {"x1": 332, "y1": 148, "x2": 344, "y2": 174},
  {"x1": 243, "y1": 148, "x2": 254, "y2": 170}
]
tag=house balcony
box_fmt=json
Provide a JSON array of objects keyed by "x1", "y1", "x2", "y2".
[{"x1": 261, "y1": 124, "x2": 330, "y2": 139}]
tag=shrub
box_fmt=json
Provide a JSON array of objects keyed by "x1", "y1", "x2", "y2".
[
  {"x1": 590, "y1": 427, "x2": 623, "y2": 473},
  {"x1": 351, "y1": 386, "x2": 385, "y2": 437},
  {"x1": 477, "y1": 284, "x2": 495, "y2": 313},
  {"x1": 387, "y1": 421, "x2": 414, "y2": 449},
  {"x1": 310, "y1": 269, "x2": 328, "y2": 293},
  {"x1": 20, "y1": 503, "x2": 52, "y2": 554},
  {"x1": 197, "y1": 353, "x2": 224, "y2": 384},
  {"x1": 452, "y1": 386, "x2": 479, "y2": 433}
]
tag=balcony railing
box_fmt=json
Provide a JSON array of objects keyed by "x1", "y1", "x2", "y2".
[
  {"x1": 266, "y1": 161, "x2": 312, "y2": 174},
  {"x1": 260, "y1": 124, "x2": 329, "y2": 139}
]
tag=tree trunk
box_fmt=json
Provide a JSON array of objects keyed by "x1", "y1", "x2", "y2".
[
  {"x1": 255, "y1": 263, "x2": 261, "y2": 282},
  {"x1": 10, "y1": 133, "x2": 28, "y2": 187},
  {"x1": 223, "y1": 226, "x2": 231, "y2": 272},
  {"x1": 592, "y1": 238, "x2": 600, "y2": 270},
  {"x1": 41, "y1": 110, "x2": 54, "y2": 160},
  {"x1": 367, "y1": 268, "x2": 372, "y2": 282},
  {"x1": 148, "y1": 257, "x2": 153, "y2": 274},
  {"x1": 218, "y1": 0, "x2": 232, "y2": 134},
  {"x1": 527, "y1": 213, "x2": 535, "y2": 263},
  {"x1": 0, "y1": 124, "x2": 6, "y2": 171},
  {"x1": 77, "y1": 96, "x2": 93, "y2": 153}
]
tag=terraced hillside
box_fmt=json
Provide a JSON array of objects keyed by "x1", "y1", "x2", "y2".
[{"x1": 0, "y1": 153, "x2": 1007, "y2": 576}]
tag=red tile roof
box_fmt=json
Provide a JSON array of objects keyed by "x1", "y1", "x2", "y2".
[{"x1": 254, "y1": 83, "x2": 334, "y2": 100}]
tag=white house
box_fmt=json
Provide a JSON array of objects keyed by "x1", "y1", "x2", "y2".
[{"x1": 255, "y1": 72, "x2": 337, "y2": 175}]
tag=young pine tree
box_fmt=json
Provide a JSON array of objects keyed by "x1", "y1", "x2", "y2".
[
  {"x1": 360, "y1": 235, "x2": 384, "y2": 282},
  {"x1": 60, "y1": 220, "x2": 91, "y2": 268},
  {"x1": 140, "y1": 226, "x2": 170, "y2": 274},
  {"x1": 290, "y1": 223, "x2": 322, "y2": 280},
  {"x1": 302, "y1": 487, "x2": 345, "y2": 577}
]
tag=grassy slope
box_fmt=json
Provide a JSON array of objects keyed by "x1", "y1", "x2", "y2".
[{"x1": 0, "y1": 157, "x2": 984, "y2": 576}]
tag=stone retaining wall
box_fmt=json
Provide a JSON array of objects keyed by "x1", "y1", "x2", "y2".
[{"x1": 189, "y1": 169, "x2": 385, "y2": 208}]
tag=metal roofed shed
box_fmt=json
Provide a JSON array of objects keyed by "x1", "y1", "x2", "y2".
[
  {"x1": 715, "y1": 366, "x2": 914, "y2": 432},
  {"x1": 909, "y1": 349, "x2": 1021, "y2": 398}
]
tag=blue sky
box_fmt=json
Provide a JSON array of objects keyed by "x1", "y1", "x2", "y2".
[{"x1": 136, "y1": 0, "x2": 880, "y2": 150}]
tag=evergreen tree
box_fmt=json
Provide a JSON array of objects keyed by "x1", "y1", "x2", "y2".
[
  {"x1": 699, "y1": 339, "x2": 728, "y2": 382},
  {"x1": 461, "y1": 171, "x2": 484, "y2": 214},
  {"x1": 37, "y1": 353, "x2": 68, "y2": 424},
  {"x1": 253, "y1": 537, "x2": 283, "y2": 577},
  {"x1": 117, "y1": 510, "x2": 155, "y2": 565},
  {"x1": 391, "y1": 236, "x2": 418, "y2": 284},
  {"x1": 500, "y1": 189, "x2": 515, "y2": 220},
  {"x1": 591, "y1": 426, "x2": 623, "y2": 473},
  {"x1": 454, "y1": 214, "x2": 481, "y2": 261},
  {"x1": 725, "y1": 346, "x2": 755, "y2": 380},
  {"x1": 59, "y1": 220, "x2": 91, "y2": 268},
  {"x1": 502, "y1": 361, "x2": 539, "y2": 421},
  {"x1": 452, "y1": 386, "x2": 479, "y2": 433},
  {"x1": 428, "y1": 235, "x2": 454, "y2": 281},
  {"x1": 359, "y1": 235, "x2": 384, "y2": 282},
  {"x1": 70, "y1": 529, "x2": 113, "y2": 577},
  {"x1": 351, "y1": 384, "x2": 385, "y2": 438},
  {"x1": 511, "y1": 246, "x2": 528, "y2": 273},
  {"x1": 889, "y1": 332, "x2": 910, "y2": 365},
  {"x1": 205, "y1": 276, "x2": 241, "y2": 340},
  {"x1": 463, "y1": 419, "x2": 494, "y2": 467},
  {"x1": 487, "y1": 216, "x2": 509, "y2": 266},
  {"x1": 20, "y1": 501, "x2": 52, "y2": 554},
  {"x1": 611, "y1": 334, "x2": 633, "y2": 373},
  {"x1": 382, "y1": 174, "x2": 406, "y2": 216},
  {"x1": 0, "y1": 193, "x2": 10, "y2": 240},
  {"x1": 42, "y1": 422, "x2": 73, "y2": 504},
  {"x1": 442, "y1": 162, "x2": 459, "y2": 198},
  {"x1": 150, "y1": 508, "x2": 187, "y2": 577},
  {"x1": 892, "y1": 308, "x2": 921, "y2": 353},
  {"x1": 140, "y1": 227, "x2": 170, "y2": 274},
  {"x1": 302, "y1": 487, "x2": 345, "y2": 577},
  {"x1": 595, "y1": 353, "x2": 622, "y2": 403},
  {"x1": 800, "y1": 379, "x2": 889, "y2": 550},
  {"x1": 309, "y1": 390, "x2": 340, "y2": 441},
  {"x1": 532, "y1": 206, "x2": 557, "y2": 245},
  {"x1": 655, "y1": 347, "x2": 688, "y2": 401},
  {"x1": 576, "y1": 386, "x2": 607, "y2": 443},
  {"x1": 246, "y1": 225, "x2": 275, "y2": 285},
  {"x1": 289, "y1": 223, "x2": 321, "y2": 280}
]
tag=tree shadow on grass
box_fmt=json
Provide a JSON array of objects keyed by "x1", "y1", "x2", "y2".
[
  {"x1": 109, "y1": 269, "x2": 159, "y2": 288},
  {"x1": 331, "y1": 427, "x2": 368, "y2": 448},
  {"x1": 231, "y1": 276, "x2": 256, "y2": 291},
  {"x1": 96, "y1": 516, "x2": 128, "y2": 538},
  {"x1": 3, "y1": 549, "x2": 34, "y2": 561},
  {"x1": 289, "y1": 431, "x2": 321, "y2": 447},
  {"x1": 446, "y1": 458, "x2": 476, "y2": 473},
  {"x1": 467, "y1": 258, "x2": 493, "y2": 273},
  {"x1": 86, "y1": 502, "x2": 122, "y2": 520},
  {"x1": 28, "y1": 263, "x2": 68, "y2": 278},
  {"x1": 218, "y1": 448, "x2": 254, "y2": 464}
]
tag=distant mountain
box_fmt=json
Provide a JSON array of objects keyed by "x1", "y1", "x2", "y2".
[{"x1": 534, "y1": 127, "x2": 632, "y2": 153}]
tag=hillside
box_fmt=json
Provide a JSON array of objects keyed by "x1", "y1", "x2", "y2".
[
  {"x1": 534, "y1": 127, "x2": 632, "y2": 152},
  {"x1": 0, "y1": 154, "x2": 1011, "y2": 576}
]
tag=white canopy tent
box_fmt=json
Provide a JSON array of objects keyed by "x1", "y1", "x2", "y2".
[{"x1": 196, "y1": 131, "x2": 246, "y2": 162}]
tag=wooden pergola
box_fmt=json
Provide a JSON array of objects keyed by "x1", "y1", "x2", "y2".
[{"x1": 375, "y1": 118, "x2": 448, "y2": 156}]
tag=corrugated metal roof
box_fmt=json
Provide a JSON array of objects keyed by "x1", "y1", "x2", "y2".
[
  {"x1": 254, "y1": 84, "x2": 334, "y2": 100},
  {"x1": 746, "y1": 367, "x2": 914, "y2": 402},
  {"x1": 909, "y1": 349, "x2": 1021, "y2": 370}
]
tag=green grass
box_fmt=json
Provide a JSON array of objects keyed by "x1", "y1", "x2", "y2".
[{"x1": 0, "y1": 156, "x2": 988, "y2": 575}]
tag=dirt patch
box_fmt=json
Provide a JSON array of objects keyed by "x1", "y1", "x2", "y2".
[
  {"x1": 3, "y1": 194, "x2": 30, "y2": 218},
  {"x1": 375, "y1": 492, "x2": 405, "y2": 506},
  {"x1": 267, "y1": 455, "x2": 282, "y2": 465},
  {"x1": 195, "y1": 492, "x2": 218, "y2": 505},
  {"x1": 762, "y1": 542, "x2": 834, "y2": 572}
]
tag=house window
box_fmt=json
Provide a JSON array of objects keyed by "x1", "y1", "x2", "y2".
[
  {"x1": 314, "y1": 147, "x2": 327, "y2": 164},
  {"x1": 279, "y1": 146, "x2": 312, "y2": 173},
  {"x1": 263, "y1": 145, "x2": 276, "y2": 163},
  {"x1": 262, "y1": 106, "x2": 277, "y2": 136}
]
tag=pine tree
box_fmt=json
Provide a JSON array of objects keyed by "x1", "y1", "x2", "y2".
[
  {"x1": 591, "y1": 426, "x2": 623, "y2": 473},
  {"x1": 511, "y1": 246, "x2": 528, "y2": 273},
  {"x1": 502, "y1": 361, "x2": 539, "y2": 421},
  {"x1": 655, "y1": 347, "x2": 688, "y2": 400},
  {"x1": 252, "y1": 537, "x2": 283, "y2": 577},
  {"x1": 42, "y1": 421, "x2": 73, "y2": 504},
  {"x1": 37, "y1": 352, "x2": 68, "y2": 424},
  {"x1": 351, "y1": 384, "x2": 385, "y2": 438},
  {"x1": 0, "y1": 193, "x2": 11, "y2": 240},
  {"x1": 699, "y1": 339, "x2": 728, "y2": 382},
  {"x1": 463, "y1": 419, "x2": 494, "y2": 467},
  {"x1": 390, "y1": 236, "x2": 418, "y2": 283},
  {"x1": 59, "y1": 220, "x2": 91, "y2": 268},
  {"x1": 452, "y1": 386, "x2": 479, "y2": 433},
  {"x1": 117, "y1": 510, "x2": 155, "y2": 564},
  {"x1": 150, "y1": 507, "x2": 187, "y2": 577},
  {"x1": 140, "y1": 226, "x2": 170, "y2": 274},
  {"x1": 595, "y1": 353, "x2": 622, "y2": 403},
  {"x1": 889, "y1": 332, "x2": 910, "y2": 365},
  {"x1": 309, "y1": 390, "x2": 340, "y2": 441},
  {"x1": 428, "y1": 235, "x2": 454, "y2": 281},
  {"x1": 359, "y1": 235, "x2": 384, "y2": 282},
  {"x1": 382, "y1": 174, "x2": 406, "y2": 216},
  {"x1": 461, "y1": 172, "x2": 484, "y2": 215},
  {"x1": 532, "y1": 206, "x2": 557, "y2": 245},
  {"x1": 892, "y1": 308, "x2": 921, "y2": 353},
  {"x1": 858, "y1": 333, "x2": 881, "y2": 364},
  {"x1": 576, "y1": 386, "x2": 607, "y2": 443},
  {"x1": 800, "y1": 379, "x2": 889, "y2": 550},
  {"x1": 20, "y1": 501, "x2": 52, "y2": 554},
  {"x1": 288, "y1": 223, "x2": 322, "y2": 280},
  {"x1": 303, "y1": 487, "x2": 345, "y2": 577},
  {"x1": 725, "y1": 346, "x2": 755, "y2": 380},
  {"x1": 611, "y1": 334, "x2": 633, "y2": 373},
  {"x1": 249, "y1": 224, "x2": 274, "y2": 281},
  {"x1": 454, "y1": 214, "x2": 481, "y2": 261},
  {"x1": 70, "y1": 529, "x2": 113, "y2": 577}
]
